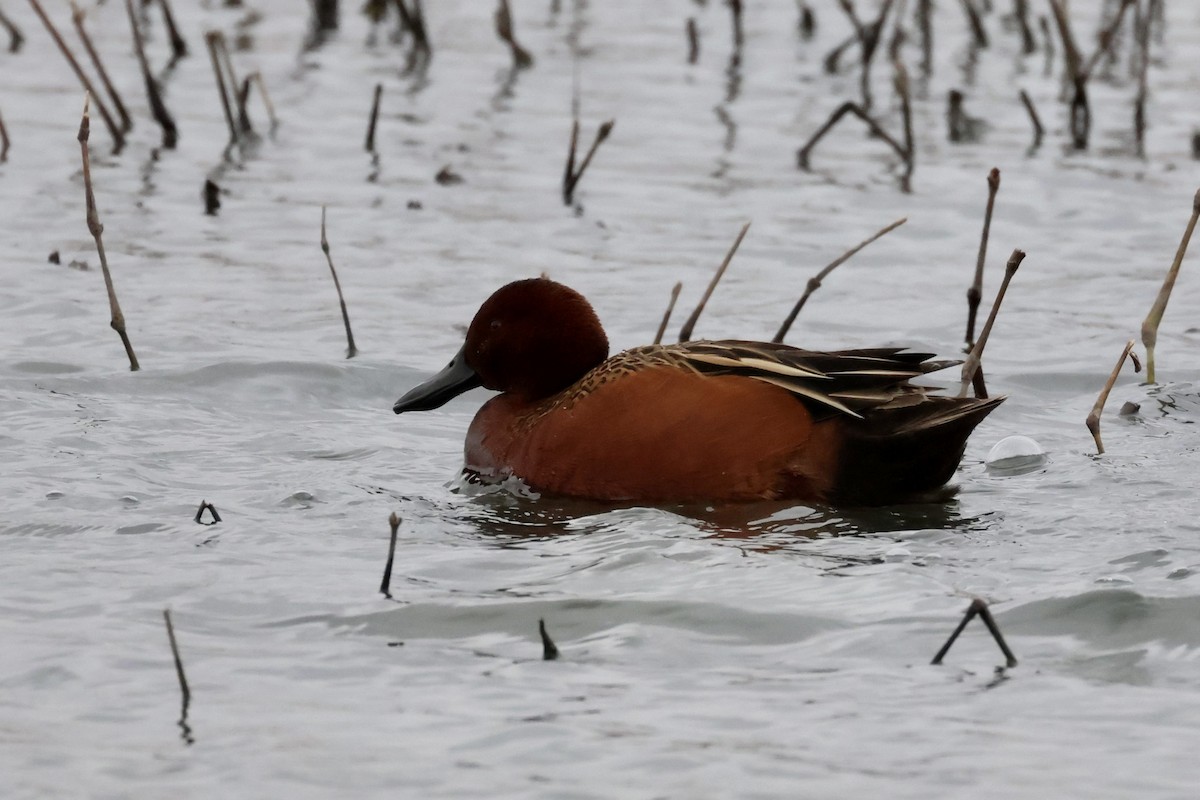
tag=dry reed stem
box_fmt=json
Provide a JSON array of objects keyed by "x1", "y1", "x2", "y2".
[
  {"x1": 1086, "y1": 339, "x2": 1139, "y2": 455},
  {"x1": 1141, "y1": 189, "x2": 1200, "y2": 384},
  {"x1": 959, "y1": 248, "x2": 1023, "y2": 397},
  {"x1": 320, "y1": 206, "x2": 359, "y2": 359},
  {"x1": 966, "y1": 168, "x2": 1000, "y2": 348},
  {"x1": 539, "y1": 619, "x2": 559, "y2": 661},
  {"x1": 563, "y1": 119, "x2": 614, "y2": 205},
  {"x1": 495, "y1": 0, "x2": 532, "y2": 68},
  {"x1": 931, "y1": 598, "x2": 1018, "y2": 668},
  {"x1": 250, "y1": 72, "x2": 279, "y2": 132},
  {"x1": 561, "y1": 118, "x2": 579, "y2": 205},
  {"x1": 125, "y1": 0, "x2": 177, "y2": 148},
  {"x1": 0, "y1": 4, "x2": 24, "y2": 52},
  {"x1": 28, "y1": 0, "x2": 123, "y2": 151},
  {"x1": 679, "y1": 221, "x2": 751, "y2": 342},
  {"x1": 686, "y1": 17, "x2": 699, "y2": 64},
  {"x1": 773, "y1": 217, "x2": 907, "y2": 343},
  {"x1": 213, "y1": 33, "x2": 252, "y2": 136},
  {"x1": 0, "y1": 108, "x2": 8, "y2": 162},
  {"x1": 958, "y1": 0, "x2": 988, "y2": 48},
  {"x1": 365, "y1": 83, "x2": 383, "y2": 152},
  {"x1": 163, "y1": 609, "x2": 193, "y2": 745},
  {"x1": 380, "y1": 512, "x2": 400, "y2": 597},
  {"x1": 157, "y1": 0, "x2": 188, "y2": 60},
  {"x1": 78, "y1": 95, "x2": 139, "y2": 372},
  {"x1": 796, "y1": 101, "x2": 909, "y2": 180},
  {"x1": 1080, "y1": 0, "x2": 1135, "y2": 81},
  {"x1": 798, "y1": 2, "x2": 815, "y2": 40},
  {"x1": 895, "y1": 62, "x2": 914, "y2": 191},
  {"x1": 1013, "y1": 0, "x2": 1035, "y2": 54},
  {"x1": 70, "y1": 1, "x2": 131, "y2": 133},
  {"x1": 1018, "y1": 89, "x2": 1043, "y2": 146},
  {"x1": 205, "y1": 31, "x2": 238, "y2": 146},
  {"x1": 653, "y1": 281, "x2": 683, "y2": 345}
]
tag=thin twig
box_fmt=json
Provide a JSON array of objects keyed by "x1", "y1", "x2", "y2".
[
  {"x1": 125, "y1": 0, "x2": 177, "y2": 148},
  {"x1": 365, "y1": 83, "x2": 383, "y2": 152},
  {"x1": 27, "y1": 0, "x2": 123, "y2": 151},
  {"x1": 959, "y1": 249, "x2": 1024, "y2": 397},
  {"x1": 1086, "y1": 339, "x2": 1139, "y2": 455},
  {"x1": 679, "y1": 222, "x2": 750, "y2": 342},
  {"x1": 321, "y1": 206, "x2": 359, "y2": 358},
  {"x1": 163, "y1": 609, "x2": 194, "y2": 745},
  {"x1": 653, "y1": 281, "x2": 683, "y2": 345},
  {"x1": 71, "y1": 1, "x2": 132, "y2": 133},
  {"x1": 78, "y1": 94, "x2": 139, "y2": 372},
  {"x1": 796, "y1": 101, "x2": 908, "y2": 170},
  {"x1": 1141, "y1": 189, "x2": 1200, "y2": 384},
  {"x1": 931, "y1": 598, "x2": 1018, "y2": 668},
  {"x1": 561, "y1": 119, "x2": 579, "y2": 205},
  {"x1": 773, "y1": 217, "x2": 907, "y2": 343},
  {"x1": 380, "y1": 512, "x2": 400, "y2": 597},
  {"x1": 563, "y1": 120, "x2": 614, "y2": 206}
]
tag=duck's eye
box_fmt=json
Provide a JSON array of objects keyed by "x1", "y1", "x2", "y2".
[{"x1": 490, "y1": 319, "x2": 502, "y2": 330}]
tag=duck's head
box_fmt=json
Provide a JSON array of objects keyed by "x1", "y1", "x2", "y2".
[{"x1": 393, "y1": 277, "x2": 610, "y2": 413}]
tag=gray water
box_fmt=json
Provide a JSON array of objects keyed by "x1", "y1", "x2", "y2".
[{"x1": 4, "y1": 1, "x2": 1200, "y2": 797}]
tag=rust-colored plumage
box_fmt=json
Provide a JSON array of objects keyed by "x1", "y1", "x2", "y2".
[{"x1": 394, "y1": 278, "x2": 1003, "y2": 505}]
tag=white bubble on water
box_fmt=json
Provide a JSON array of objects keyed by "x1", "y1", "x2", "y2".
[{"x1": 985, "y1": 435, "x2": 1047, "y2": 476}]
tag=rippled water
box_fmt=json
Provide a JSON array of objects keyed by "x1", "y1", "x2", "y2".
[{"x1": 5, "y1": 1, "x2": 1200, "y2": 797}]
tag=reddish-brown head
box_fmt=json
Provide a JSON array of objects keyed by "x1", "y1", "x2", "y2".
[{"x1": 464, "y1": 278, "x2": 609, "y2": 400}]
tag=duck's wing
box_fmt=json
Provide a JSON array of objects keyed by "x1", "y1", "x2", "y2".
[{"x1": 654, "y1": 340, "x2": 960, "y2": 420}]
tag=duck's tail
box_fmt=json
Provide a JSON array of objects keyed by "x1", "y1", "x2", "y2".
[{"x1": 829, "y1": 395, "x2": 1005, "y2": 506}]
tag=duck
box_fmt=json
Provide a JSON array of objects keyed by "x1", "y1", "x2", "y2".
[{"x1": 393, "y1": 277, "x2": 1004, "y2": 506}]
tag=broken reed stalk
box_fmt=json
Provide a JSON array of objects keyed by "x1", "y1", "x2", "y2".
[
  {"x1": 27, "y1": 0, "x2": 124, "y2": 151},
  {"x1": 796, "y1": 102, "x2": 909, "y2": 177},
  {"x1": 1141, "y1": 189, "x2": 1200, "y2": 384},
  {"x1": 206, "y1": 31, "x2": 238, "y2": 147},
  {"x1": 0, "y1": 5, "x2": 24, "y2": 52},
  {"x1": 380, "y1": 512, "x2": 400, "y2": 597},
  {"x1": 966, "y1": 168, "x2": 1000, "y2": 348},
  {"x1": 193, "y1": 500, "x2": 221, "y2": 524},
  {"x1": 1086, "y1": 339, "x2": 1140, "y2": 455},
  {"x1": 495, "y1": 0, "x2": 532, "y2": 68},
  {"x1": 773, "y1": 217, "x2": 907, "y2": 343},
  {"x1": 0, "y1": 108, "x2": 8, "y2": 162},
  {"x1": 931, "y1": 598, "x2": 1018, "y2": 668},
  {"x1": 959, "y1": 248, "x2": 1024, "y2": 397},
  {"x1": 71, "y1": 1, "x2": 132, "y2": 133},
  {"x1": 686, "y1": 17, "x2": 699, "y2": 64},
  {"x1": 539, "y1": 618, "x2": 559, "y2": 661},
  {"x1": 125, "y1": 0, "x2": 178, "y2": 148},
  {"x1": 365, "y1": 83, "x2": 383, "y2": 152},
  {"x1": 157, "y1": 0, "x2": 188, "y2": 60},
  {"x1": 653, "y1": 281, "x2": 683, "y2": 345},
  {"x1": 1018, "y1": 89, "x2": 1043, "y2": 146},
  {"x1": 958, "y1": 0, "x2": 988, "y2": 48},
  {"x1": 679, "y1": 221, "x2": 751, "y2": 342},
  {"x1": 320, "y1": 206, "x2": 359, "y2": 358},
  {"x1": 250, "y1": 72, "x2": 279, "y2": 132},
  {"x1": 78, "y1": 95, "x2": 139, "y2": 372},
  {"x1": 163, "y1": 609, "x2": 193, "y2": 745},
  {"x1": 562, "y1": 120, "x2": 614, "y2": 206}
]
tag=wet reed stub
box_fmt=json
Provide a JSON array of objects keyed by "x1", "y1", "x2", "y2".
[
  {"x1": 125, "y1": 0, "x2": 178, "y2": 148},
  {"x1": 1086, "y1": 340, "x2": 1140, "y2": 456},
  {"x1": 206, "y1": 31, "x2": 239, "y2": 147},
  {"x1": 319, "y1": 207, "x2": 359, "y2": 359},
  {"x1": 561, "y1": 119, "x2": 614, "y2": 206},
  {"x1": 193, "y1": 500, "x2": 222, "y2": 525},
  {"x1": 685, "y1": 17, "x2": 699, "y2": 64},
  {"x1": 797, "y1": 2, "x2": 815, "y2": 40},
  {"x1": 495, "y1": 0, "x2": 532, "y2": 69},
  {"x1": 380, "y1": 512, "x2": 400, "y2": 598},
  {"x1": 162, "y1": 609, "x2": 194, "y2": 745},
  {"x1": 0, "y1": 107, "x2": 8, "y2": 162},
  {"x1": 77, "y1": 95, "x2": 139, "y2": 372},
  {"x1": 1018, "y1": 89, "x2": 1043, "y2": 149},
  {"x1": 203, "y1": 179, "x2": 220, "y2": 215},
  {"x1": 364, "y1": 83, "x2": 383, "y2": 152},
  {"x1": 538, "y1": 619, "x2": 559, "y2": 661},
  {"x1": 931, "y1": 598, "x2": 1018, "y2": 669}
]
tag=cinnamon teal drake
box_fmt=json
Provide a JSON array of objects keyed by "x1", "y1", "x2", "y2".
[{"x1": 393, "y1": 277, "x2": 1003, "y2": 505}]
